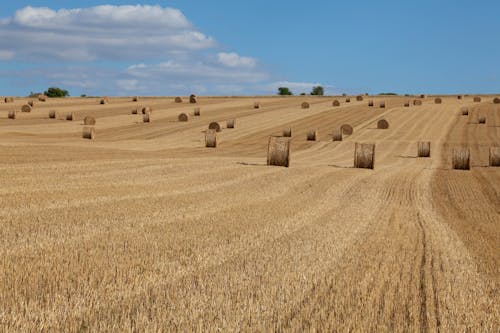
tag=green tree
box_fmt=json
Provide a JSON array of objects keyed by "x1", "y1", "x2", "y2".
[
  {"x1": 278, "y1": 87, "x2": 293, "y2": 95},
  {"x1": 44, "y1": 87, "x2": 69, "y2": 98},
  {"x1": 310, "y1": 86, "x2": 324, "y2": 96}
]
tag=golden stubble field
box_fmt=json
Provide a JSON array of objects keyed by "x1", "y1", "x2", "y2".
[{"x1": 0, "y1": 95, "x2": 499, "y2": 332}]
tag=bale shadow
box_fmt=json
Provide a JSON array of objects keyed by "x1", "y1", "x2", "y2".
[
  {"x1": 236, "y1": 162, "x2": 267, "y2": 167},
  {"x1": 397, "y1": 155, "x2": 418, "y2": 159},
  {"x1": 328, "y1": 164, "x2": 354, "y2": 169}
]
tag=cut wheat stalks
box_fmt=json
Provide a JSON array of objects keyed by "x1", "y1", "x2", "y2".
[
  {"x1": 143, "y1": 113, "x2": 151, "y2": 123},
  {"x1": 489, "y1": 147, "x2": 500, "y2": 167},
  {"x1": 82, "y1": 126, "x2": 95, "y2": 140},
  {"x1": 468, "y1": 111, "x2": 479, "y2": 124},
  {"x1": 175, "y1": 97, "x2": 183, "y2": 103},
  {"x1": 8, "y1": 110, "x2": 16, "y2": 119},
  {"x1": 368, "y1": 100, "x2": 374, "y2": 107},
  {"x1": 478, "y1": 115, "x2": 486, "y2": 124},
  {"x1": 21, "y1": 104, "x2": 32, "y2": 113},
  {"x1": 332, "y1": 128, "x2": 342, "y2": 141},
  {"x1": 226, "y1": 119, "x2": 235, "y2": 128},
  {"x1": 301, "y1": 102, "x2": 310, "y2": 109},
  {"x1": 413, "y1": 100, "x2": 422, "y2": 106},
  {"x1": 66, "y1": 113, "x2": 74, "y2": 121},
  {"x1": 283, "y1": 128, "x2": 292, "y2": 137},
  {"x1": 194, "y1": 108, "x2": 201, "y2": 116},
  {"x1": 434, "y1": 97, "x2": 442, "y2": 104},
  {"x1": 417, "y1": 141, "x2": 431, "y2": 157},
  {"x1": 189, "y1": 94, "x2": 197, "y2": 103},
  {"x1": 452, "y1": 147, "x2": 470, "y2": 170},
  {"x1": 377, "y1": 119, "x2": 389, "y2": 129},
  {"x1": 208, "y1": 122, "x2": 221, "y2": 132},
  {"x1": 178, "y1": 113, "x2": 188, "y2": 122},
  {"x1": 356, "y1": 95, "x2": 363, "y2": 101},
  {"x1": 267, "y1": 136, "x2": 290, "y2": 167},
  {"x1": 48, "y1": 110, "x2": 57, "y2": 119},
  {"x1": 4, "y1": 97, "x2": 14, "y2": 103},
  {"x1": 332, "y1": 100, "x2": 340, "y2": 107},
  {"x1": 341, "y1": 124, "x2": 353, "y2": 135},
  {"x1": 354, "y1": 143, "x2": 375, "y2": 169},
  {"x1": 306, "y1": 129, "x2": 319, "y2": 141},
  {"x1": 473, "y1": 96, "x2": 481, "y2": 102},
  {"x1": 84, "y1": 116, "x2": 96, "y2": 125},
  {"x1": 205, "y1": 129, "x2": 217, "y2": 148}
]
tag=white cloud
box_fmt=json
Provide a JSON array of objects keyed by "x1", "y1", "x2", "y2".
[
  {"x1": 217, "y1": 52, "x2": 256, "y2": 68},
  {"x1": 0, "y1": 50, "x2": 15, "y2": 60},
  {"x1": 0, "y1": 5, "x2": 214, "y2": 61}
]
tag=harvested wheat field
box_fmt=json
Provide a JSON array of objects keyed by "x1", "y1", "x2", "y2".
[{"x1": 0, "y1": 95, "x2": 499, "y2": 332}]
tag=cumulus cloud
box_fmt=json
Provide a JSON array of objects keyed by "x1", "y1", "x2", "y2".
[
  {"x1": 0, "y1": 5, "x2": 215, "y2": 61},
  {"x1": 217, "y1": 52, "x2": 256, "y2": 68}
]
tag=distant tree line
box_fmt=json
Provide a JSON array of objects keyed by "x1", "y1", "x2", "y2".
[{"x1": 277, "y1": 85, "x2": 324, "y2": 96}]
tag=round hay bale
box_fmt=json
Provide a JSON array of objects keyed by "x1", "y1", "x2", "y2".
[
  {"x1": 4, "y1": 97, "x2": 14, "y2": 103},
  {"x1": 354, "y1": 143, "x2": 375, "y2": 169},
  {"x1": 142, "y1": 106, "x2": 152, "y2": 114},
  {"x1": 457, "y1": 95, "x2": 463, "y2": 100},
  {"x1": 8, "y1": 110, "x2": 16, "y2": 119},
  {"x1": 189, "y1": 94, "x2": 197, "y2": 104},
  {"x1": 208, "y1": 122, "x2": 221, "y2": 132},
  {"x1": 84, "y1": 116, "x2": 96, "y2": 125},
  {"x1": 82, "y1": 127, "x2": 95, "y2": 140},
  {"x1": 489, "y1": 146, "x2": 500, "y2": 167},
  {"x1": 434, "y1": 97, "x2": 442, "y2": 104},
  {"x1": 473, "y1": 96, "x2": 481, "y2": 102},
  {"x1": 379, "y1": 101, "x2": 386, "y2": 108},
  {"x1": 301, "y1": 102, "x2": 310, "y2": 109},
  {"x1": 267, "y1": 136, "x2": 291, "y2": 167},
  {"x1": 356, "y1": 95, "x2": 363, "y2": 101},
  {"x1": 332, "y1": 100, "x2": 340, "y2": 107},
  {"x1": 404, "y1": 102, "x2": 410, "y2": 107},
  {"x1": 461, "y1": 107, "x2": 469, "y2": 115},
  {"x1": 341, "y1": 124, "x2": 353, "y2": 135},
  {"x1": 493, "y1": 97, "x2": 500, "y2": 104},
  {"x1": 420, "y1": 94, "x2": 426, "y2": 98},
  {"x1": 368, "y1": 100, "x2": 374, "y2": 107},
  {"x1": 21, "y1": 104, "x2": 32, "y2": 113},
  {"x1": 417, "y1": 141, "x2": 431, "y2": 157},
  {"x1": 413, "y1": 99, "x2": 422, "y2": 106},
  {"x1": 131, "y1": 107, "x2": 139, "y2": 114},
  {"x1": 332, "y1": 128, "x2": 342, "y2": 141},
  {"x1": 48, "y1": 110, "x2": 57, "y2": 119},
  {"x1": 345, "y1": 97, "x2": 351, "y2": 103},
  {"x1": 143, "y1": 113, "x2": 151, "y2": 123},
  {"x1": 478, "y1": 115, "x2": 486, "y2": 124},
  {"x1": 100, "y1": 97, "x2": 109, "y2": 105},
  {"x1": 178, "y1": 113, "x2": 188, "y2": 122},
  {"x1": 377, "y1": 119, "x2": 389, "y2": 129},
  {"x1": 283, "y1": 128, "x2": 292, "y2": 137},
  {"x1": 175, "y1": 96, "x2": 183, "y2": 103},
  {"x1": 132, "y1": 96, "x2": 139, "y2": 102},
  {"x1": 66, "y1": 113, "x2": 74, "y2": 121},
  {"x1": 226, "y1": 119, "x2": 235, "y2": 128},
  {"x1": 27, "y1": 100, "x2": 35, "y2": 107},
  {"x1": 254, "y1": 102, "x2": 261, "y2": 109},
  {"x1": 452, "y1": 147, "x2": 470, "y2": 170},
  {"x1": 38, "y1": 95, "x2": 47, "y2": 102},
  {"x1": 306, "y1": 129, "x2": 318, "y2": 141},
  {"x1": 205, "y1": 129, "x2": 217, "y2": 148},
  {"x1": 194, "y1": 107, "x2": 201, "y2": 116}
]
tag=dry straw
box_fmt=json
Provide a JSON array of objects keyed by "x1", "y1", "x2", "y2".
[
  {"x1": 356, "y1": 95, "x2": 363, "y2": 101},
  {"x1": 254, "y1": 102, "x2": 261, "y2": 109},
  {"x1": 452, "y1": 147, "x2": 470, "y2": 170},
  {"x1": 84, "y1": 116, "x2": 96, "y2": 125},
  {"x1": 417, "y1": 141, "x2": 431, "y2": 157},
  {"x1": 283, "y1": 128, "x2": 292, "y2": 137},
  {"x1": 8, "y1": 110, "x2": 16, "y2": 119},
  {"x1": 267, "y1": 136, "x2": 291, "y2": 167},
  {"x1": 468, "y1": 111, "x2": 479, "y2": 124},
  {"x1": 434, "y1": 97, "x2": 442, "y2": 104},
  {"x1": 175, "y1": 97, "x2": 183, "y2": 103},
  {"x1": 178, "y1": 113, "x2": 188, "y2": 122},
  {"x1": 38, "y1": 95, "x2": 47, "y2": 102},
  {"x1": 461, "y1": 107, "x2": 469, "y2": 115},
  {"x1": 345, "y1": 97, "x2": 351, "y2": 103},
  {"x1": 354, "y1": 143, "x2": 375, "y2": 169},
  {"x1": 142, "y1": 106, "x2": 152, "y2": 114},
  {"x1": 306, "y1": 129, "x2": 319, "y2": 141},
  {"x1": 132, "y1": 96, "x2": 139, "y2": 102},
  {"x1": 48, "y1": 110, "x2": 57, "y2": 119},
  {"x1": 301, "y1": 102, "x2": 310, "y2": 109},
  {"x1": 420, "y1": 94, "x2": 426, "y2": 98},
  {"x1": 194, "y1": 107, "x2": 201, "y2": 116},
  {"x1": 209, "y1": 122, "x2": 221, "y2": 132},
  {"x1": 21, "y1": 104, "x2": 32, "y2": 113},
  {"x1": 377, "y1": 119, "x2": 389, "y2": 129},
  {"x1": 404, "y1": 102, "x2": 410, "y2": 107},
  {"x1": 143, "y1": 113, "x2": 151, "y2": 123},
  {"x1": 341, "y1": 124, "x2": 353, "y2": 135},
  {"x1": 332, "y1": 128, "x2": 342, "y2": 141},
  {"x1": 380, "y1": 101, "x2": 386, "y2": 108},
  {"x1": 413, "y1": 100, "x2": 422, "y2": 106},
  {"x1": 66, "y1": 113, "x2": 74, "y2": 121},
  {"x1": 131, "y1": 107, "x2": 139, "y2": 114},
  {"x1": 28, "y1": 100, "x2": 35, "y2": 107},
  {"x1": 478, "y1": 115, "x2": 486, "y2": 124},
  {"x1": 332, "y1": 100, "x2": 340, "y2": 106},
  {"x1": 205, "y1": 129, "x2": 217, "y2": 148},
  {"x1": 4, "y1": 97, "x2": 14, "y2": 103},
  {"x1": 493, "y1": 97, "x2": 500, "y2": 104},
  {"x1": 457, "y1": 95, "x2": 463, "y2": 100},
  {"x1": 368, "y1": 100, "x2": 374, "y2": 107},
  {"x1": 189, "y1": 94, "x2": 197, "y2": 104},
  {"x1": 82, "y1": 127, "x2": 95, "y2": 140},
  {"x1": 226, "y1": 119, "x2": 235, "y2": 128},
  {"x1": 489, "y1": 147, "x2": 500, "y2": 166},
  {"x1": 473, "y1": 96, "x2": 481, "y2": 102}
]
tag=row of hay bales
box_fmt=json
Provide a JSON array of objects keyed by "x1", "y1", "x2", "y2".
[{"x1": 460, "y1": 107, "x2": 488, "y2": 124}]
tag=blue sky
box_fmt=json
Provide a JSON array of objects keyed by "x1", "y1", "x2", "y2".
[{"x1": 0, "y1": 1, "x2": 499, "y2": 96}]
